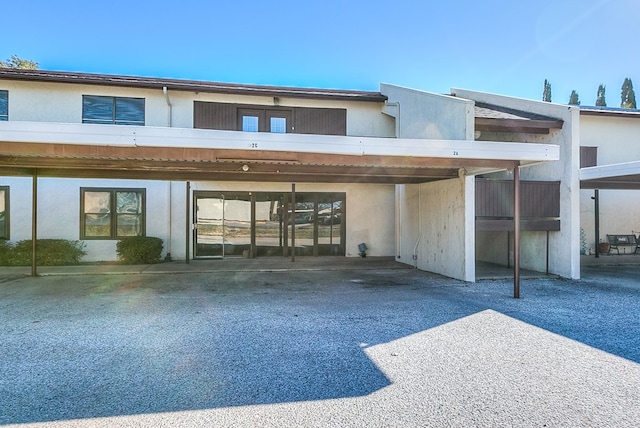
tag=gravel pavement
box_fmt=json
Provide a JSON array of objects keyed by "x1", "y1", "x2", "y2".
[{"x1": 0, "y1": 264, "x2": 639, "y2": 427}]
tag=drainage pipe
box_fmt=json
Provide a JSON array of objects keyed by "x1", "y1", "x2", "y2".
[
  {"x1": 162, "y1": 87, "x2": 172, "y2": 127},
  {"x1": 185, "y1": 181, "x2": 190, "y2": 264},
  {"x1": 513, "y1": 164, "x2": 521, "y2": 298},
  {"x1": 31, "y1": 169, "x2": 38, "y2": 277}
]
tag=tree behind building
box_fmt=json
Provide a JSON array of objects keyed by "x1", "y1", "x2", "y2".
[
  {"x1": 568, "y1": 90, "x2": 580, "y2": 105},
  {"x1": 543, "y1": 79, "x2": 552, "y2": 102},
  {"x1": 0, "y1": 55, "x2": 39, "y2": 69},
  {"x1": 595, "y1": 84, "x2": 606, "y2": 106},
  {"x1": 621, "y1": 78, "x2": 636, "y2": 108}
]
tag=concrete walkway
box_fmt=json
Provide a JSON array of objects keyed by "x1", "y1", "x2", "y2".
[{"x1": 0, "y1": 255, "x2": 563, "y2": 282}]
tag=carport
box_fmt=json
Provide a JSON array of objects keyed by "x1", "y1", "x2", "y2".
[
  {"x1": 581, "y1": 160, "x2": 640, "y2": 257},
  {"x1": 1, "y1": 112, "x2": 559, "y2": 296}
]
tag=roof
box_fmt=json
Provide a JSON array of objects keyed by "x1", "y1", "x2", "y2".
[
  {"x1": 579, "y1": 106, "x2": 640, "y2": 118},
  {"x1": 475, "y1": 103, "x2": 560, "y2": 121},
  {"x1": 474, "y1": 102, "x2": 564, "y2": 135},
  {"x1": 0, "y1": 68, "x2": 387, "y2": 102}
]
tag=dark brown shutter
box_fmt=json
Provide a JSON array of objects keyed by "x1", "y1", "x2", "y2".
[
  {"x1": 580, "y1": 146, "x2": 598, "y2": 168},
  {"x1": 475, "y1": 179, "x2": 560, "y2": 218},
  {"x1": 293, "y1": 108, "x2": 347, "y2": 135},
  {"x1": 194, "y1": 102, "x2": 236, "y2": 130}
]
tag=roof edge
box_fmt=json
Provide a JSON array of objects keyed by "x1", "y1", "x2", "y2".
[{"x1": 0, "y1": 68, "x2": 387, "y2": 102}]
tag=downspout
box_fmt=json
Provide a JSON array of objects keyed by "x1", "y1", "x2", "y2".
[
  {"x1": 162, "y1": 86, "x2": 172, "y2": 127},
  {"x1": 163, "y1": 87, "x2": 173, "y2": 261},
  {"x1": 413, "y1": 185, "x2": 422, "y2": 269}
]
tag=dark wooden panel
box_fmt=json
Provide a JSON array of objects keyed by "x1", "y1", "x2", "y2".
[
  {"x1": 476, "y1": 179, "x2": 560, "y2": 218},
  {"x1": 194, "y1": 102, "x2": 346, "y2": 136},
  {"x1": 293, "y1": 107, "x2": 347, "y2": 135},
  {"x1": 580, "y1": 146, "x2": 598, "y2": 168},
  {"x1": 522, "y1": 181, "x2": 560, "y2": 217},
  {"x1": 194, "y1": 101, "x2": 236, "y2": 130},
  {"x1": 475, "y1": 179, "x2": 513, "y2": 217}
]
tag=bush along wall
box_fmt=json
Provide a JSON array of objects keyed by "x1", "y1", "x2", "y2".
[
  {"x1": 0, "y1": 239, "x2": 86, "y2": 266},
  {"x1": 116, "y1": 237, "x2": 163, "y2": 264}
]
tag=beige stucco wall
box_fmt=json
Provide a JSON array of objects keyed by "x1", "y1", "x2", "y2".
[
  {"x1": 380, "y1": 84, "x2": 473, "y2": 140},
  {"x1": 0, "y1": 79, "x2": 394, "y2": 138},
  {"x1": 396, "y1": 176, "x2": 473, "y2": 281},
  {"x1": 0, "y1": 177, "x2": 395, "y2": 262},
  {"x1": 579, "y1": 113, "x2": 640, "y2": 251},
  {"x1": 0, "y1": 177, "x2": 174, "y2": 262}
]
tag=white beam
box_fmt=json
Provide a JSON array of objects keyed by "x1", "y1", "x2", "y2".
[{"x1": 0, "y1": 121, "x2": 559, "y2": 163}]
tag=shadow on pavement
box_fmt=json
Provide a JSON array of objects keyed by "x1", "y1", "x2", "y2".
[{"x1": 1, "y1": 266, "x2": 638, "y2": 424}]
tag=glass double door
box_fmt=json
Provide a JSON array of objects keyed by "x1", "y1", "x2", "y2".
[{"x1": 194, "y1": 191, "x2": 344, "y2": 258}]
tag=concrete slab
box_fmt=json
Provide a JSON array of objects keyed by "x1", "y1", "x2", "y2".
[{"x1": 1, "y1": 267, "x2": 638, "y2": 427}]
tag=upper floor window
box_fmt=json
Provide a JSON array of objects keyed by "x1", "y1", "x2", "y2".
[
  {"x1": 80, "y1": 188, "x2": 145, "y2": 239},
  {"x1": 238, "y1": 108, "x2": 291, "y2": 133},
  {"x1": 82, "y1": 95, "x2": 145, "y2": 126},
  {"x1": 0, "y1": 186, "x2": 8, "y2": 239},
  {"x1": 0, "y1": 90, "x2": 8, "y2": 121}
]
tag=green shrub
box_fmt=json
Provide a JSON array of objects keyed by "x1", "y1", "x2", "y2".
[
  {"x1": 1, "y1": 239, "x2": 86, "y2": 266},
  {"x1": 0, "y1": 240, "x2": 12, "y2": 265},
  {"x1": 116, "y1": 236, "x2": 163, "y2": 264}
]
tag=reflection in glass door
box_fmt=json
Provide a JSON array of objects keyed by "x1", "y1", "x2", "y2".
[
  {"x1": 194, "y1": 191, "x2": 345, "y2": 258},
  {"x1": 255, "y1": 193, "x2": 284, "y2": 256},
  {"x1": 283, "y1": 192, "x2": 345, "y2": 257},
  {"x1": 317, "y1": 194, "x2": 344, "y2": 256},
  {"x1": 194, "y1": 192, "x2": 251, "y2": 258}
]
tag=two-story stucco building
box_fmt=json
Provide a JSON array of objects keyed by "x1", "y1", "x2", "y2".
[{"x1": 1, "y1": 68, "x2": 580, "y2": 282}]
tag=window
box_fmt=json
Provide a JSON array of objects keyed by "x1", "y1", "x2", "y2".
[
  {"x1": 270, "y1": 117, "x2": 287, "y2": 133},
  {"x1": 238, "y1": 108, "x2": 292, "y2": 133},
  {"x1": 242, "y1": 115, "x2": 259, "y2": 132},
  {"x1": 0, "y1": 186, "x2": 8, "y2": 239},
  {"x1": 82, "y1": 95, "x2": 145, "y2": 125},
  {"x1": 80, "y1": 188, "x2": 145, "y2": 239},
  {"x1": 0, "y1": 90, "x2": 7, "y2": 121}
]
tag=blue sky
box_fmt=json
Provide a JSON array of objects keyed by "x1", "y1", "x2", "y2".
[{"x1": 4, "y1": 0, "x2": 639, "y2": 105}]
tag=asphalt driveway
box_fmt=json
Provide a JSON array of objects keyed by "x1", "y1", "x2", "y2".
[{"x1": 1, "y1": 265, "x2": 639, "y2": 427}]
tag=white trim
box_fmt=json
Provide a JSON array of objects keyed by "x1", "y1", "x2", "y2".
[
  {"x1": 580, "y1": 161, "x2": 640, "y2": 180},
  {"x1": 0, "y1": 121, "x2": 559, "y2": 163}
]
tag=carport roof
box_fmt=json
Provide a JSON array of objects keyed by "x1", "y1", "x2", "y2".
[{"x1": 581, "y1": 160, "x2": 640, "y2": 190}]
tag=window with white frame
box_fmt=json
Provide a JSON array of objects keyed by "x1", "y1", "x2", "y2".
[
  {"x1": 82, "y1": 95, "x2": 145, "y2": 125},
  {"x1": 80, "y1": 188, "x2": 145, "y2": 239},
  {"x1": 0, "y1": 90, "x2": 8, "y2": 121},
  {"x1": 0, "y1": 186, "x2": 8, "y2": 239}
]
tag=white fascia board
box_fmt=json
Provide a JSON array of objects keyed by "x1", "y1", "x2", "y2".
[
  {"x1": 580, "y1": 161, "x2": 640, "y2": 180},
  {"x1": 0, "y1": 121, "x2": 137, "y2": 147},
  {"x1": 0, "y1": 121, "x2": 559, "y2": 163}
]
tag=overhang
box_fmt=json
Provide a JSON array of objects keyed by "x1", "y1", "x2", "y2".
[
  {"x1": 0, "y1": 122, "x2": 559, "y2": 183},
  {"x1": 581, "y1": 161, "x2": 640, "y2": 190},
  {"x1": 475, "y1": 103, "x2": 564, "y2": 135}
]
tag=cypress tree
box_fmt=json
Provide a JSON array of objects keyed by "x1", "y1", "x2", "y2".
[
  {"x1": 568, "y1": 90, "x2": 580, "y2": 105},
  {"x1": 621, "y1": 78, "x2": 636, "y2": 108},
  {"x1": 595, "y1": 84, "x2": 606, "y2": 106},
  {"x1": 543, "y1": 79, "x2": 552, "y2": 102}
]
